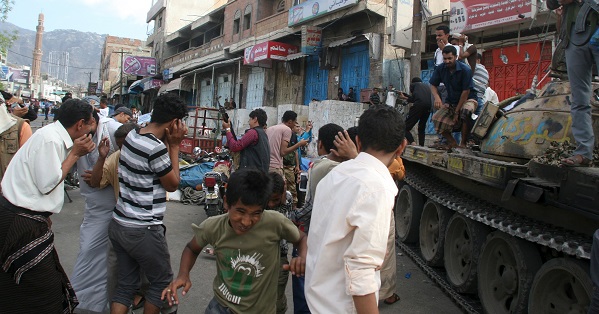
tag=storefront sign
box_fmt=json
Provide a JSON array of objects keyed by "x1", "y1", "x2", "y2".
[
  {"x1": 301, "y1": 26, "x2": 322, "y2": 55},
  {"x1": 144, "y1": 78, "x2": 163, "y2": 90},
  {"x1": 244, "y1": 41, "x2": 299, "y2": 65},
  {"x1": 123, "y1": 56, "x2": 157, "y2": 76},
  {"x1": 288, "y1": 0, "x2": 359, "y2": 27},
  {"x1": 450, "y1": 0, "x2": 534, "y2": 34}
]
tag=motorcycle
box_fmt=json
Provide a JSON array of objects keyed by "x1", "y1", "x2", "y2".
[{"x1": 192, "y1": 147, "x2": 231, "y2": 217}]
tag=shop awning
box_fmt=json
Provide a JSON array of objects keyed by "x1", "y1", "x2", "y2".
[
  {"x1": 129, "y1": 78, "x2": 164, "y2": 94},
  {"x1": 286, "y1": 53, "x2": 307, "y2": 61},
  {"x1": 244, "y1": 41, "x2": 299, "y2": 65},
  {"x1": 158, "y1": 77, "x2": 192, "y2": 94},
  {"x1": 128, "y1": 78, "x2": 148, "y2": 94},
  {"x1": 329, "y1": 36, "x2": 356, "y2": 47}
]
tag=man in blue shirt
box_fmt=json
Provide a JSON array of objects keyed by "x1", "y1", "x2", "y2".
[{"x1": 429, "y1": 45, "x2": 477, "y2": 149}]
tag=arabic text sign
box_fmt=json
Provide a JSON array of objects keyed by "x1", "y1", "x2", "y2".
[
  {"x1": 123, "y1": 56, "x2": 157, "y2": 76},
  {"x1": 288, "y1": 0, "x2": 359, "y2": 27},
  {"x1": 450, "y1": 0, "x2": 533, "y2": 34},
  {"x1": 244, "y1": 41, "x2": 299, "y2": 64},
  {"x1": 301, "y1": 25, "x2": 322, "y2": 55}
]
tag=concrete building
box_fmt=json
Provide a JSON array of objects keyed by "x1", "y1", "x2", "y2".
[
  {"x1": 144, "y1": 0, "x2": 558, "y2": 144},
  {"x1": 149, "y1": 0, "x2": 425, "y2": 110},
  {"x1": 99, "y1": 36, "x2": 151, "y2": 99},
  {"x1": 145, "y1": 0, "x2": 222, "y2": 72},
  {"x1": 421, "y1": 0, "x2": 556, "y2": 101}
]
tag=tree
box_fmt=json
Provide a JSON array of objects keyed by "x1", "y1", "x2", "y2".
[{"x1": 0, "y1": 0, "x2": 16, "y2": 61}]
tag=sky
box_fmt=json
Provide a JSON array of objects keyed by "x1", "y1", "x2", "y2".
[{"x1": 7, "y1": 0, "x2": 173, "y2": 40}]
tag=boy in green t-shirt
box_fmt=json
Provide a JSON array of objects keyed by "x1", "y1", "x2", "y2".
[{"x1": 161, "y1": 168, "x2": 307, "y2": 314}]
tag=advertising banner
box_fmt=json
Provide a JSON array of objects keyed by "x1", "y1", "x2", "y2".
[
  {"x1": 301, "y1": 25, "x2": 322, "y2": 55},
  {"x1": 8, "y1": 68, "x2": 30, "y2": 84},
  {"x1": 244, "y1": 41, "x2": 299, "y2": 65},
  {"x1": 144, "y1": 78, "x2": 163, "y2": 90},
  {"x1": 123, "y1": 56, "x2": 157, "y2": 76},
  {"x1": 288, "y1": 0, "x2": 359, "y2": 27},
  {"x1": 450, "y1": 0, "x2": 534, "y2": 34}
]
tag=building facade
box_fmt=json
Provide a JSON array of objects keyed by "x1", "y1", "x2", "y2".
[
  {"x1": 99, "y1": 36, "x2": 151, "y2": 99},
  {"x1": 148, "y1": 0, "x2": 432, "y2": 111}
]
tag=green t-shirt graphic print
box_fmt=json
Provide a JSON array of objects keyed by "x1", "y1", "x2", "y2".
[{"x1": 193, "y1": 211, "x2": 300, "y2": 314}]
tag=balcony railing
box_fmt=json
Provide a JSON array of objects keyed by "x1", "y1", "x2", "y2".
[{"x1": 163, "y1": 35, "x2": 225, "y2": 69}]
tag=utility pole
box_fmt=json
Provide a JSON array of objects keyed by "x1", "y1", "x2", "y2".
[
  {"x1": 112, "y1": 49, "x2": 127, "y2": 104},
  {"x1": 410, "y1": 0, "x2": 423, "y2": 80},
  {"x1": 84, "y1": 71, "x2": 92, "y2": 83}
]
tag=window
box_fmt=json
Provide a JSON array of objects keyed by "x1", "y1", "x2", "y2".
[
  {"x1": 233, "y1": 10, "x2": 241, "y2": 34},
  {"x1": 277, "y1": 0, "x2": 286, "y2": 12},
  {"x1": 157, "y1": 15, "x2": 162, "y2": 29},
  {"x1": 244, "y1": 5, "x2": 252, "y2": 30}
]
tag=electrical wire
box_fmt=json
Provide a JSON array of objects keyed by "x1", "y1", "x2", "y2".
[{"x1": 6, "y1": 49, "x2": 100, "y2": 70}]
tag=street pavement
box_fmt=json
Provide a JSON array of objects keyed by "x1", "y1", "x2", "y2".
[
  {"x1": 30, "y1": 115, "x2": 461, "y2": 314},
  {"x1": 54, "y1": 191, "x2": 461, "y2": 314}
]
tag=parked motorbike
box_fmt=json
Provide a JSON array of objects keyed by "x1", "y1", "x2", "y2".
[{"x1": 193, "y1": 147, "x2": 231, "y2": 217}]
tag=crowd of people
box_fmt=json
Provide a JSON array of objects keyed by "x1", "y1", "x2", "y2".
[
  {"x1": 1, "y1": 2, "x2": 598, "y2": 311},
  {"x1": 0, "y1": 85, "x2": 409, "y2": 314}
]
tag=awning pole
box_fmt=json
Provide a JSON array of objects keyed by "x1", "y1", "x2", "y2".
[
  {"x1": 211, "y1": 65, "x2": 216, "y2": 107},
  {"x1": 192, "y1": 73, "x2": 197, "y2": 106}
]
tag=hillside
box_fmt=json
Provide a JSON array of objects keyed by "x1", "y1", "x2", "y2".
[{"x1": 0, "y1": 21, "x2": 105, "y2": 87}]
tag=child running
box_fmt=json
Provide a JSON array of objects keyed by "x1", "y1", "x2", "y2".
[{"x1": 161, "y1": 168, "x2": 307, "y2": 314}]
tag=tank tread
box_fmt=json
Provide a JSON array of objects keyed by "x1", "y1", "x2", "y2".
[
  {"x1": 397, "y1": 240, "x2": 482, "y2": 314},
  {"x1": 404, "y1": 166, "x2": 592, "y2": 259}
]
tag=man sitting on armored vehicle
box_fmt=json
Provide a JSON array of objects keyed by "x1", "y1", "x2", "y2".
[{"x1": 430, "y1": 45, "x2": 478, "y2": 149}]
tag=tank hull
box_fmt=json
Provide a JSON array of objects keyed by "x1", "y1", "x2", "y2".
[{"x1": 480, "y1": 81, "x2": 599, "y2": 160}]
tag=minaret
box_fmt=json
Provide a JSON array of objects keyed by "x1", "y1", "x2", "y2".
[{"x1": 31, "y1": 13, "x2": 44, "y2": 97}]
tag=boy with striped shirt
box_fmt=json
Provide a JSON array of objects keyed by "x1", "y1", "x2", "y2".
[{"x1": 108, "y1": 93, "x2": 188, "y2": 314}]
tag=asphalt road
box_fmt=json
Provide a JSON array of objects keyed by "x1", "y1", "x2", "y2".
[
  {"x1": 52, "y1": 190, "x2": 460, "y2": 314},
  {"x1": 31, "y1": 116, "x2": 461, "y2": 314}
]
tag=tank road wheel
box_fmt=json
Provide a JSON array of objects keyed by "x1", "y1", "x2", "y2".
[
  {"x1": 444, "y1": 214, "x2": 490, "y2": 294},
  {"x1": 528, "y1": 258, "x2": 592, "y2": 314},
  {"x1": 419, "y1": 200, "x2": 452, "y2": 266},
  {"x1": 395, "y1": 184, "x2": 424, "y2": 243},
  {"x1": 478, "y1": 231, "x2": 542, "y2": 314}
]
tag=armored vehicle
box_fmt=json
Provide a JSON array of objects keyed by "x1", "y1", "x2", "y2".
[{"x1": 398, "y1": 80, "x2": 598, "y2": 313}]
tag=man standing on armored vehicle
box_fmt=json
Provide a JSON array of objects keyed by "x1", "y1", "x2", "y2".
[
  {"x1": 429, "y1": 45, "x2": 477, "y2": 149},
  {"x1": 547, "y1": 0, "x2": 597, "y2": 167}
]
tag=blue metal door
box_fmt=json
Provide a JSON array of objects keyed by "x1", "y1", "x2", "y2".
[
  {"x1": 303, "y1": 55, "x2": 329, "y2": 105},
  {"x1": 340, "y1": 43, "x2": 370, "y2": 102}
]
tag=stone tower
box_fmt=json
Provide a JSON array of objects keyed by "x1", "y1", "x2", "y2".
[{"x1": 31, "y1": 13, "x2": 44, "y2": 97}]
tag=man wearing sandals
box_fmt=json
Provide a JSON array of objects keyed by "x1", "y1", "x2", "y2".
[
  {"x1": 430, "y1": 45, "x2": 477, "y2": 149},
  {"x1": 547, "y1": 0, "x2": 596, "y2": 167}
]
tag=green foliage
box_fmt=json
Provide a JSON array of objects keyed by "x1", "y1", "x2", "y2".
[
  {"x1": 0, "y1": 0, "x2": 13, "y2": 21},
  {"x1": 0, "y1": 0, "x2": 16, "y2": 60}
]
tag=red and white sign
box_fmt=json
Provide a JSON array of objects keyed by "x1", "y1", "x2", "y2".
[
  {"x1": 450, "y1": 0, "x2": 534, "y2": 34},
  {"x1": 244, "y1": 41, "x2": 299, "y2": 65}
]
